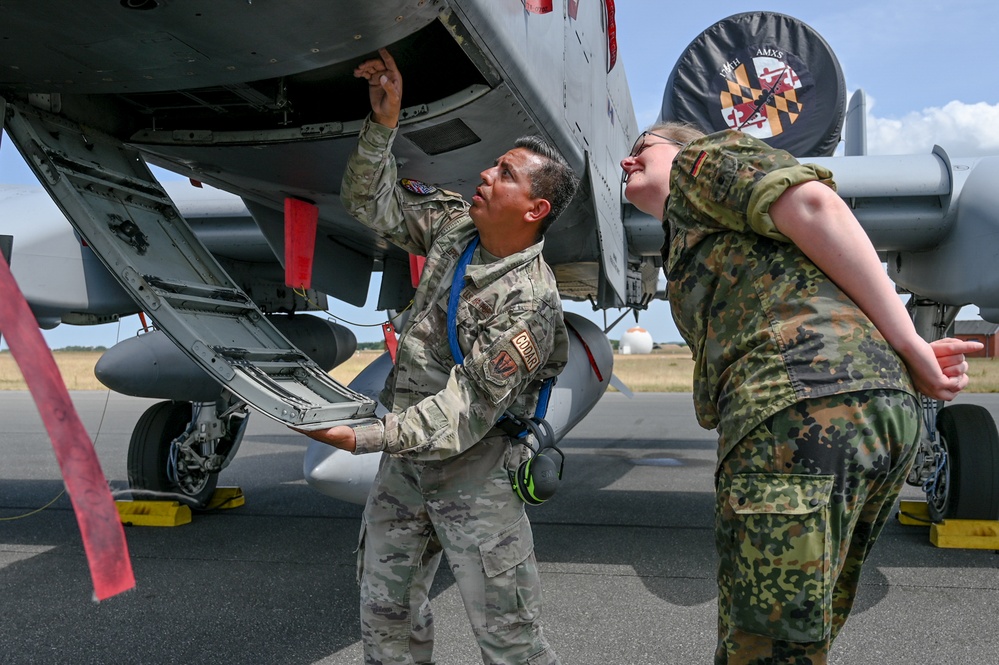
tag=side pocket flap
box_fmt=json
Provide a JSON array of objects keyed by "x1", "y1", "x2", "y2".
[
  {"x1": 479, "y1": 513, "x2": 535, "y2": 578},
  {"x1": 729, "y1": 474, "x2": 834, "y2": 516}
]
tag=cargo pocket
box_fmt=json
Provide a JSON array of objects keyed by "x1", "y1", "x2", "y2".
[
  {"x1": 728, "y1": 473, "x2": 834, "y2": 643},
  {"x1": 479, "y1": 513, "x2": 540, "y2": 625},
  {"x1": 354, "y1": 517, "x2": 367, "y2": 587}
]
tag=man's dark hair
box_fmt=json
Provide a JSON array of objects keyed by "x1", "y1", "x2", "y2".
[{"x1": 514, "y1": 135, "x2": 579, "y2": 236}]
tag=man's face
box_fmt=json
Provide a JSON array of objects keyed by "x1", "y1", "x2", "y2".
[{"x1": 469, "y1": 147, "x2": 544, "y2": 230}]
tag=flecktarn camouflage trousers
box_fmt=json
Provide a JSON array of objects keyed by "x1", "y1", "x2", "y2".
[
  {"x1": 357, "y1": 434, "x2": 559, "y2": 665},
  {"x1": 714, "y1": 390, "x2": 920, "y2": 665}
]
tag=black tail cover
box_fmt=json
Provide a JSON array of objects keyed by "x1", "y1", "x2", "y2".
[{"x1": 661, "y1": 12, "x2": 846, "y2": 157}]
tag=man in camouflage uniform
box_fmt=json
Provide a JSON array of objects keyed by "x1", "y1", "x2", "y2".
[
  {"x1": 300, "y1": 49, "x2": 576, "y2": 665},
  {"x1": 620, "y1": 125, "x2": 979, "y2": 664}
]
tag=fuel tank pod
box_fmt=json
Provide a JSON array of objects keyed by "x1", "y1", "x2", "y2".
[{"x1": 95, "y1": 314, "x2": 356, "y2": 401}]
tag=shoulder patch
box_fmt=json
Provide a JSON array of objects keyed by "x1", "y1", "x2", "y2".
[
  {"x1": 490, "y1": 351, "x2": 519, "y2": 379},
  {"x1": 400, "y1": 178, "x2": 437, "y2": 195},
  {"x1": 511, "y1": 330, "x2": 541, "y2": 372}
]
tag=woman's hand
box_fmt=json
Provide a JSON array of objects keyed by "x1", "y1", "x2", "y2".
[{"x1": 902, "y1": 337, "x2": 982, "y2": 401}]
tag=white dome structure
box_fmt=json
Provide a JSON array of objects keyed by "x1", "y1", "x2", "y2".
[{"x1": 619, "y1": 327, "x2": 653, "y2": 355}]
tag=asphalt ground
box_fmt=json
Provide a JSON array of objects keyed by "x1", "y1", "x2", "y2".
[{"x1": 1, "y1": 390, "x2": 997, "y2": 664}]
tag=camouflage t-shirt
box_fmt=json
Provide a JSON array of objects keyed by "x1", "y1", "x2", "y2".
[
  {"x1": 340, "y1": 117, "x2": 569, "y2": 461},
  {"x1": 663, "y1": 130, "x2": 915, "y2": 464}
]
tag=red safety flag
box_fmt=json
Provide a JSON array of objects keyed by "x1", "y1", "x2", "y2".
[
  {"x1": 382, "y1": 321, "x2": 399, "y2": 364},
  {"x1": 284, "y1": 197, "x2": 319, "y2": 289},
  {"x1": 0, "y1": 257, "x2": 135, "y2": 601},
  {"x1": 409, "y1": 254, "x2": 426, "y2": 288},
  {"x1": 606, "y1": 0, "x2": 618, "y2": 71},
  {"x1": 525, "y1": 0, "x2": 553, "y2": 14}
]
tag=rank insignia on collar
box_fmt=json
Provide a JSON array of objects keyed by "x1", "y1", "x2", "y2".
[{"x1": 400, "y1": 178, "x2": 437, "y2": 195}]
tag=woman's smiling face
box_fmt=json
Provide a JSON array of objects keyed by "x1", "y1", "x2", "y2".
[{"x1": 620, "y1": 131, "x2": 683, "y2": 218}]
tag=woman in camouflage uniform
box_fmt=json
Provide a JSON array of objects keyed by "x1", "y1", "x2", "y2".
[{"x1": 620, "y1": 123, "x2": 980, "y2": 664}]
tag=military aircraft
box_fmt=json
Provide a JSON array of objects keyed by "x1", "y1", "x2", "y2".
[
  {"x1": 0, "y1": 0, "x2": 633, "y2": 510},
  {"x1": 1, "y1": 4, "x2": 996, "y2": 523}
]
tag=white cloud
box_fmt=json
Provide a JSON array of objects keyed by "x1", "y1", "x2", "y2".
[{"x1": 866, "y1": 100, "x2": 999, "y2": 157}]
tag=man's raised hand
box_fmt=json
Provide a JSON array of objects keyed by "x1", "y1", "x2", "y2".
[{"x1": 354, "y1": 48, "x2": 402, "y2": 128}]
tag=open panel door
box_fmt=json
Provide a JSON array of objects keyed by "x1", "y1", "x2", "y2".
[{"x1": 4, "y1": 100, "x2": 375, "y2": 428}]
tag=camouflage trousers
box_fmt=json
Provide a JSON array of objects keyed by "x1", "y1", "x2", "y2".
[
  {"x1": 714, "y1": 390, "x2": 920, "y2": 665},
  {"x1": 357, "y1": 433, "x2": 559, "y2": 665}
]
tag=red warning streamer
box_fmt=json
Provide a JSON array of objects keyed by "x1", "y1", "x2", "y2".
[
  {"x1": 382, "y1": 321, "x2": 399, "y2": 364},
  {"x1": 0, "y1": 257, "x2": 135, "y2": 601},
  {"x1": 525, "y1": 0, "x2": 553, "y2": 14},
  {"x1": 284, "y1": 197, "x2": 319, "y2": 289},
  {"x1": 409, "y1": 254, "x2": 426, "y2": 289},
  {"x1": 605, "y1": 0, "x2": 618, "y2": 71}
]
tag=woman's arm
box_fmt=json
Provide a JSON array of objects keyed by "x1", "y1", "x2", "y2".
[{"x1": 769, "y1": 180, "x2": 980, "y2": 400}]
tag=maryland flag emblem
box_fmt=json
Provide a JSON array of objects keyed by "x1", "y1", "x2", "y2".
[
  {"x1": 661, "y1": 12, "x2": 846, "y2": 157},
  {"x1": 719, "y1": 52, "x2": 806, "y2": 140}
]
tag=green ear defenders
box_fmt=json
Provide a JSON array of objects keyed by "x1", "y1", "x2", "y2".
[{"x1": 506, "y1": 417, "x2": 565, "y2": 506}]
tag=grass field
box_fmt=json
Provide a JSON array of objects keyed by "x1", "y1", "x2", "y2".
[{"x1": 3, "y1": 346, "x2": 999, "y2": 393}]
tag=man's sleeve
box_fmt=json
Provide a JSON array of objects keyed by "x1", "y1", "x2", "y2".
[
  {"x1": 352, "y1": 304, "x2": 560, "y2": 458},
  {"x1": 340, "y1": 116, "x2": 436, "y2": 255}
]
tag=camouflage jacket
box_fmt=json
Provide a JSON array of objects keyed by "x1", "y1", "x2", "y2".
[
  {"x1": 340, "y1": 117, "x2": 569, "y2": 461},
  {"x1": 663, "y1": 130, "x2": 915, "y2": 463}
]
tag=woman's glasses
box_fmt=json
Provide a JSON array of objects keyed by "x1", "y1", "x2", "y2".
[{"x1": 628, "y1": 131, "x2": 685, "y2": 158}]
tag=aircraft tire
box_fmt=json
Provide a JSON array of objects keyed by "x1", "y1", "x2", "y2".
[
  {"x1": 927, "y1": 404, "x2": 999, "y2": 522},
  {"x1": 127, "y1": 400, "x2": 219, "y2": 510}
]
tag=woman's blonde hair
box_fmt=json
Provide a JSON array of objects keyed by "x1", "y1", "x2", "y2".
[{"x1": 647, "y1": 121, "x2": 706, "y2": 145}]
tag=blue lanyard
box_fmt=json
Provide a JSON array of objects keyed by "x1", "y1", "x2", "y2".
[
  {"x1": 446, "y1": 234, "x2": 552, "y2": 422},
  {"x1": 447, "y1": 235, "x2": 479, "y2": 366}
]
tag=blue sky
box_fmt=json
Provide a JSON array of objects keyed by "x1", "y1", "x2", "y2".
[{"x1": 2, "y1": 1, "x2": 997, "y2": 348}]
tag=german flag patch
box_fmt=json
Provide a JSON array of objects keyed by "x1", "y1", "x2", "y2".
[{"x1": 690, "y1": 151, "x2": 708, "y2": 177}]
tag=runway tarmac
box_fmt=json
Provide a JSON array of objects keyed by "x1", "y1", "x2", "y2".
[{"x1": 1, "y1": 390, "x2": 997, "y2": 664}]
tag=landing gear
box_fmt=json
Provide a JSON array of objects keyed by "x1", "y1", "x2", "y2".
[
  {"x1": 905, "y1": 298, "x2": 999, "y2": 523},
  {"x1": 127, "y1": 399, "x2": 249, "y2": 510},
  {"x1": 924, "y1": 404, "x2": 999, "y2": 522}
]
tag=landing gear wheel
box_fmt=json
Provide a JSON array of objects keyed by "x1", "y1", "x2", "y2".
[
  {"x1": 927, "y1": 404, "x2": 999, "y2": 521},
  {"x1": 127, "y1": 401, "x2": 218, "y2": 510}
]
